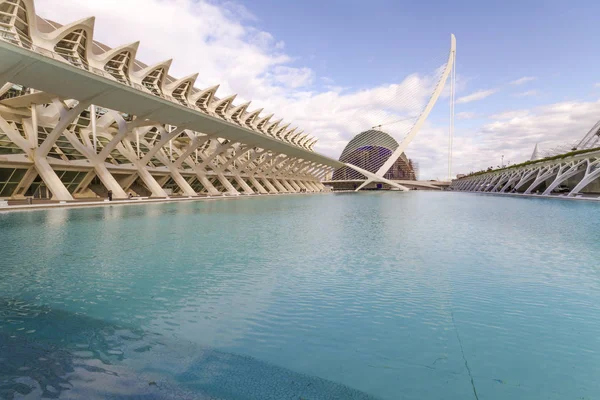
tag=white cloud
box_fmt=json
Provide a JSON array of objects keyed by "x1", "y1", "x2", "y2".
[
  {"x1": 35, "y1": 0, "x2": 295, "y2": 97},
  {"x1": 456, "y1": 111, "x2": 477, "y2": 120},
  {"x1": 489, "y1": 110, "x2": 530, "y2": 120},
  {"x1": 36, "y1": 0, "x2": 595, "y2": 181},
  {"x1": 456, "y1": 89, "x2": 498, "y2": 104},
  {"x1": 269, "y1": 66, "x2": 314, "y2": 88},
  {"x1": 595, "y1": 83, "x2": 600, "y2": 88},
  {"x1": 453, "y1": 100, "x2": 600, "y2": 175},
  {"x1": 514, "y1": 90, "x2": 539, "y2": 97},
  {"x1": 35, "y1": 0, "x2": 438, "y2": 160},
  {"x1": 510, "y1": 76, "x2": 537, "y2": 85}
]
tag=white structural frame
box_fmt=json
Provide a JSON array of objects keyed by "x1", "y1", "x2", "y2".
[
  {"x1": 349, "y1": 34, "x2": 456, "y2": 191},
  {"x1": 0, "y1": 0, "x2": 340, "y2": 201},
  {"x1": 451, "y1": 149, "x2": 600, "y2": 197}
]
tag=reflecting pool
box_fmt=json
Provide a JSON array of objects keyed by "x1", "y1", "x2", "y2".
[{"x1": 1, "y1": 192, "x2": 600, "y2": 399}]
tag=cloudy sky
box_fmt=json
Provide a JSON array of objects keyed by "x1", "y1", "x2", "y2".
[{"x1": 36, "y1": 0, "x2": 600, "y2": 179}]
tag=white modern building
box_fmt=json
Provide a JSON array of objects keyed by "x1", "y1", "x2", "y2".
[
  {"x1": 451, "y1": 120, "x2": 600, "y2": 196},
  {"x1": 0, "y1": 0, "x2": 341, "y2": 201}
]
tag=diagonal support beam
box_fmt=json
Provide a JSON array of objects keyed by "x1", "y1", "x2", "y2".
[
  {"x1": 346, "y1": 163, "x2": 409, "y2": 191},
  {"x1": 354, "y1": 35, "x2": 456, "y2": 192}
]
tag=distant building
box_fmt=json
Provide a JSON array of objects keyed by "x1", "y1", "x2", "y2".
[
  {"x1": 530, "y1": 143, "x2": 541, "y2": 161},
  {"x1": 411, "y1": 160, "x2": 420, "y2": 181},
  {"x1": 331, "y1": 130, "x2": 416, "y2": 182}
]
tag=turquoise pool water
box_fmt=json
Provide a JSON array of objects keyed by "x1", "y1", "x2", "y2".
[{"x1": 1, "y1": 192, "x2": 600, "y2": 399}]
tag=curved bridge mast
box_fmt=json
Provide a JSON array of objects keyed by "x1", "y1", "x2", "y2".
[{"x1": 347, "y1": 34, "x2": 457, "y2": 191}]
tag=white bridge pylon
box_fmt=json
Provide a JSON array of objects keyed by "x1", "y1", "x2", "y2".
[{"x1": 346, "y1": 34, "x2": 457, "y2": 191}]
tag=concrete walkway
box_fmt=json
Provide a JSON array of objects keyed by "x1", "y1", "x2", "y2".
[
  {"x1": 0, "y1": 192, "x2": 325, "y2": 213},
  {"x1": 451, "y1": 190, "x2": 600, "y2": 203}
]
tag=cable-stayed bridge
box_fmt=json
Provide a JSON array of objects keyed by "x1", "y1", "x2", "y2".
[{"x1": 328, "y1": 35, "x2": 457, "y2": 191}]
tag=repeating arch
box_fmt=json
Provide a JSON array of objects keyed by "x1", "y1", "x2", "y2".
[
  {"x1": 97, "y1": 42, "x2": 139, "y2": 84},
  {"x1": 255, "y1": 114, "x2": 273, "y2": 133},
  {"x1": 301, "y1": 135, "x2": 312, "y2": 148},
  {"x1": 134, "y1": 59, "x2": 172, "y2": 96},
  {"x1": 266, "y1": 119, "x2": 282, "y2": 136},
  {"x1": 192, "y1": 85, "x2": 219, "y2": 112},
  {"x1": 44, "y1": 17, "x2": 95, "y2": 70},
  {"x1": 0, "y1": 0, "x2": 34, "y2": 48},
  {"x1": 210, "y1": 94, "x2": 236, "y2": 118},
  {"x1": 275, "y1": 123, "x2": 290, "y2": 140},
  {"x1": 166, "y1": 73, "x2": 198, "y2": 106},
  {"x1": 54, "y1": 29, "x2": 88, "y2": 69},
  {"x1": 293, "y1": 132, "x2": 307, "y2": 146},
  {"x1": 0, "y1": 0, "x2": 322, "y2": 158},
  {"x1": 282, "y1": 127, "x2": 297, "y2": 142},
  {"x1": 227, "y1": 101, "x2": 250, "y2": 124},
  {"x1": 242, "y1": 108, "x2": 262, "y2": 128}
]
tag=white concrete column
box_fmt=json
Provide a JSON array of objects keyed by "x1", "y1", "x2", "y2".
[
  {"x1": 136, "y1": 165, "x2": 168, "y2": 197},
  {"x1": 542, "y1": 160, "x2": 586, "y2": 195},
  {"x1": 283, "y1": 179, "x2": 298, "y2": 192},
  {"x1": 21, "y1": 100, "x2": 93, "y2": 201},
  {"x1": 514, "y1": 169, "x2": 539, "y2": 192},
  {"x1": 295, "y1": 180, "x2": 309, "y2": 191},
  {"x1": 248, "y1": 176, "x2": 268, "y2": 194},
  {"x1": 121, "y1": 173, "x2": 138, "y2": 192},
  {"x1": 197, "y1": 174, "x2": 220, "y2": 195},
  {"x1": 92, "y1": 162, "x2": 128, "y2": 198},
  {"x1": 217, "y1": 144, "x2": 251, "y2": 173},
  {"x1": 146, "y1": 139, "x2": 197, "y2": 197},
  {"x1": 524, "y1": 166, "x2": 560, "y2": 194},
  {"x1": 73, "y1": 170, "x2": 96, "y2": 196},
  {"x1": 233, "y1": 176, "x2": 254, "y2": 194},
  {"x1": 237, "y1": 149, "x2": 268, "y2": 174},
  {"x1": 272, "y1": 178, "x2": 289, "y2": 192},
  {"x1": 261, "y1": 177, "x2": 279, "y2": 193},
  {"x1": 569, "y1": 159, "x2": 600, "y2": 196},
  {"x1": 286, "y1": 179, "x2": 301, "y2": 192},
  {"x1": 169, "y1": 169, "x2": 197, "y2": 196},
  {"x1": 306, "y1": 181, "x2": 319, "y2": 192},
  {"x1": 11, "y1": 166, "x2": 37, "y2": 198},
  {"x1": 32, "y1": 157, "x2": 72, "y2": 201},
  {"x1": 114, "y1": 140, "x2": 168, "y2": 198},
  {"x1": 140, "y1": 126, "x2": 187, "y2": 165},
  {"x1": 216, "y1": 173, "x2": 239, "y2": 195}
]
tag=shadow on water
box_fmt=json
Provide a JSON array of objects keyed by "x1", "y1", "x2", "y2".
[{"x1": 0, "y1": 298, "x2": 378, "y2": 400}]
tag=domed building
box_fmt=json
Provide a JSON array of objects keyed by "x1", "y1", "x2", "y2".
[{"x1": 331, "y1": 130, "x2": 417, "y2": 186}]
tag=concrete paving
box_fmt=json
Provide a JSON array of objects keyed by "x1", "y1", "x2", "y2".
[{"x1": 0, "y1": 192, "x2": 322, "y2": 213}]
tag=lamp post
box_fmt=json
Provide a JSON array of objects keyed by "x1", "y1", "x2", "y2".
[{"x1": 501, "y1": 154, "x2": 504, "y2": 168}]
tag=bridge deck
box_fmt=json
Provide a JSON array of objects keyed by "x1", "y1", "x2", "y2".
[{"x1": 324, "y1": 180, "x2": 449, "y2": 190}]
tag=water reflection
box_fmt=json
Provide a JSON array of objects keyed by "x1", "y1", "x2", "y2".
[
  {"x1": 0, "y1": 297, "x2": 376, "y2": 399},
  {"x1": 1, "y1": 193, "x2": 600, "y2": 399}
]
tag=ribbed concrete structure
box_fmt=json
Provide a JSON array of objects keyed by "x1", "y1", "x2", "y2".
[{"x1": 0, "y1": 0, "x2": 340, "y2": 201}]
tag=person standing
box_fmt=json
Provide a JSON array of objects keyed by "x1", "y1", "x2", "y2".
[{"x1": 107, "y1": 190, "x2": 113, "y2": 201}]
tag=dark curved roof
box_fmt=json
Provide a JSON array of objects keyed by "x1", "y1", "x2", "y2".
[
  {"x1": 332, "y1": 129, "x2": 415, "y2": 181},
  {"x1": 339, "y1": 130, "x2": 399, "y2": 161}
]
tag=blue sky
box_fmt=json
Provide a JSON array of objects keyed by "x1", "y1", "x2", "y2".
[
  {"x1": 39, "y1": 0, "x2": 600, "y2": 178},
  {"x1": 232, "y1": 0, "x2": 600, "y2": 174},
  {"x1": 238, "y1": 0, "x2": 599, "y2": 92}
]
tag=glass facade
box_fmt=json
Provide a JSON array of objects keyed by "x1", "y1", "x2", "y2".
[{"x1": 332, "y1": 130, "x2": 416, "y2": 181}]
